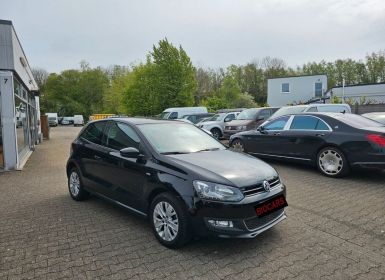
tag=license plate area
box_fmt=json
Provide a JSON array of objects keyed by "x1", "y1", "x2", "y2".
[{"x1": 255, "y1": 195, "x2": 288, "y2": 217}]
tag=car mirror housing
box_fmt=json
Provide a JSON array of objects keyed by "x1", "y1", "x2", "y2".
[{"x1": 120, "y1": 147, "x2": 140, "y2": 158}]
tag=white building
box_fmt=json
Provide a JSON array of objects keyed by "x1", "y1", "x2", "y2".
[
  {"x1": 267, "y1": 74, "x2": 327, "y2": 106},
  {"x1": 0, "y1": 20, "x2": 41, "y2": 171},
  {"x1": 326, "y1": 83, "x2": 385, "y2": 104}
]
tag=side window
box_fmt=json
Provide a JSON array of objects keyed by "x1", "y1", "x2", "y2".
[
  {"x1": 81, "y1": 122, "x2": 106, "y2": 145},
  {"x1": 307, "y1": 107, "x2": 318, "y2": 112},
  {"x1": 258, "y1": 109, "x2": 271, "y2": 120},
  {"x1": 264, "y1": 116, "x2": 290, "y2": 131},
  {"x1": 106, "y1": 122, "x2": 140, "y2": 150},
  {"x1": 290, "y1": 116, "x2": 319, "y2": 130},
  {"x1": 315, "y1": 119, "x2": 330, "y2": 130},
  {"x1": 169, "y1": 112, "x2": 178, "y2": 119},
  {"x1": 225, "y1": 113, "x2": 235, "y2": 122}
]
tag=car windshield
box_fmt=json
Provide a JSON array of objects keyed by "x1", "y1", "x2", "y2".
[
  {"x1": 138, "y1": 123, "x2": 225, "y2": 154},
  {"x1": 270, "y1": 106, "x2": 307, "y2": 119},
  {"x1": 335, "y1": 114, "x2": 385, "y2": 128},
  {"x1": 208, "y1": 113, "x2": 224, "y2": 121},
  {"x1": 237, "y1": 108, "x2": 258, "y2": 120},
  {"x1": 159, "y1": 112, "x2": 170, "y2": 119}
]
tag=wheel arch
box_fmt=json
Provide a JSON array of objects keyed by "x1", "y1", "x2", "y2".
[{"x1": 315, "y1": 144, "x2": 351, "y2": 168}]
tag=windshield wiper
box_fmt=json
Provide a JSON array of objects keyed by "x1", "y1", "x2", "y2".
[
  {"x1": 195, "y1": 148, "x2": 220, "y2": 152},
  {"x1": 161, "y1": 151, "x2": 190, "y2": 155}
]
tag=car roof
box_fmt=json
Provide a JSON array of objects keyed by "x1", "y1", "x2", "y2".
[{"x1": 92, "y1": 117, "x2": 182, "y2": 125}]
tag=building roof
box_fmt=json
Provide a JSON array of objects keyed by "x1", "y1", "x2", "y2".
[
  {"x1": 330, "y1": 82, "x2": 385, "y2": 89},
  {"x1": 267, "y1": 73, "x2": 327, "y2": 80}
]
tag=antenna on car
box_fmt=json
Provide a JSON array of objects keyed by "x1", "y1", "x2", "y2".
[{"x1": 341, "y1": 110, "x2": 346, "y2": 114}]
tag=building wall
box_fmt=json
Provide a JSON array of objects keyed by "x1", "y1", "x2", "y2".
[
  {"x1": 329, "y1": 83, "x2": 385, "y2": 104},
  {"x1": 267, "y1": 75, "x2": 327, "y2": 106},
  {"x1": 0, "y1": 23, "x2": 14, "y2": 70}
]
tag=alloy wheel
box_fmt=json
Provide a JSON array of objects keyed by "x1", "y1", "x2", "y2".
[
  {"x1": 69, "y1": 171, "x2": 80, "y2": 196},
  {"x1": 318, "y1": 149, "x2": 343, "y2": 175},
  {"x1": 232, "y1": 140, "x2": 244, "y2": 152},
  {"x1": 153, "y1": 201, "x2": 179, "y2": 242}
]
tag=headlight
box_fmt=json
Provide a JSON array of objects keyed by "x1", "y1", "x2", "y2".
[
  {"x1": 193, "y1": 181, "x2": 244, "y2": 202},
  {"x1": 236, "y1": 125, "x2": 247, "y2": 130}
]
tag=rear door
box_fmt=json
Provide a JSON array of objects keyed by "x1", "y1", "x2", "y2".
[{"x1": 285, "y1": 115, "x2": 332, "y2": 160}]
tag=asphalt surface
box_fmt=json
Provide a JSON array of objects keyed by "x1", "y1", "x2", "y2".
[{"x1": 0, "y1": 126, "x2": 384, "y2": 280}]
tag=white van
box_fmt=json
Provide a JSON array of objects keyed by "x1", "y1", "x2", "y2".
[
  {"x1": 268, "y1": 104, "x2": 351, "y2": 121},
  {"x1": 46, "y1": 113, "x2": 58, "y2": 127},
  {"x1": 73, "y1": 115, "x2": 84, "y2": 126},
  {"x1": 159, "y1": 107, "x2": 208, "y2": 120}
]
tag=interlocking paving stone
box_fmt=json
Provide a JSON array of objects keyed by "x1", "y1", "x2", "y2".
[{"x1": 0, "y1": 126, "x2": 384, "y2": 280}]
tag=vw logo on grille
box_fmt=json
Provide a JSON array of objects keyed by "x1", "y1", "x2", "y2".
[{"x1": 263, "y1": 180, "x2": 271, "y2": 192}]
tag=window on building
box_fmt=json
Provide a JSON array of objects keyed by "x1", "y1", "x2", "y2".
[
  {"x1": 315, "y1": 82, "x2": 323, "y2": 97},
  {"x1": 282, "y1": 83, "x2": 290, "y2": 93}
]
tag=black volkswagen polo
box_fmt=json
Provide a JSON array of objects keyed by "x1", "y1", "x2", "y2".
[{"x1": 66, "y1": 118, "x2": 287, "y2": 248}]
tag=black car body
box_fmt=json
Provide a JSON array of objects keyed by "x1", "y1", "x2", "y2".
[
  {"x1": 66, "y1": 118, "x2": 287, "y2": 248},
  {"x1": 229, "y1": 113, "x2": 385, "y2": 177}
]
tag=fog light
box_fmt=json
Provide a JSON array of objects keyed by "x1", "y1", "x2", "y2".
[{"x1": 207, "y1": 219, "x2": 234, "y2": 228}]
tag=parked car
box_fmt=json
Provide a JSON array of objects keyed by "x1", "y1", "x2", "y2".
[
  {"x1": 46, "y1": 113, "x2": 58, "y2": 127},
  {"x1": 159, "y1": 107, "x2": 208, "y2": 120},
  {"x1": 224, "y1": 107, "x2": 280, "y2": 139},
  {"x1": 180, "y1": 113, "x2": 215, "y2": 124},
  {"x1": 73, "y1": 115, "x2": 84, "y2": 126},
  {"x1": 229, "y1": 112, "x2": 385, "y2": 178},
  {"x1": 61, "y1": 117, "x2": 74, "y2": 125},
  {"x1": 67, "y1": 118, "x2": 287, "y2": 248},
  {"x1": 266, "y1": 104, "x2": 351, "y2": 122},
  {"x1": 198, "y1": 112, "x2": 240, "y2": 139},
  {"x1": 362, "y1": 112, "x2": 385, "y2": 125}
]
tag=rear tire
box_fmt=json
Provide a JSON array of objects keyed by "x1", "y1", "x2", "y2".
[
  {"x1": 231, "y1": 138, "x2": 245, "y2": 152},
  {"x1": 150, "y1": 193, "x2": 192, "y2": 248},
  {"x1": 68, "y1": 167, "x2": 89, "y2": 200},
  {"x1": 317, "y1": 147, "x2": 350, "y2": 178}
]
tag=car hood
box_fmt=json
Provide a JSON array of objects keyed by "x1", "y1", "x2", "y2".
[
  {"x1": 166, "y1": 149, "x2": 277, "y2": 187},
  {"x1": 199, "y1": 121, "x2": 220, "y2": 126},
  {"x1": 226, "y1": 120, "x2": 253, "y2": 126}
]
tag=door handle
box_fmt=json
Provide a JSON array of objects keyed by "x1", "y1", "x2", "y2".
[
  {"x1": 273, "y1": 132, "x2": 281, "y2": 136},
  {"x1": 94, "y1": 155, "x2": 102, "y2": 160},
  {"x1": 315, "y1": 133, "x2": 325, "y2": 137}
]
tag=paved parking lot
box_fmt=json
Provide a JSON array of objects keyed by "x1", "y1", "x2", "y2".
[{"x1": 1, "y1": 126, "x2": 385, "y2": 280}]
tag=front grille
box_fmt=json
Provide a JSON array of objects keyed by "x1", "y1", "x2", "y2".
[
  {"x1": 244, "y1": 209, "x2": 284, "y2": 231},
  {"x1": 241, "y1": 177, "x2": 281, "y2": 196}
]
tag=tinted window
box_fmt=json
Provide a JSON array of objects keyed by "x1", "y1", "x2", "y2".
[
  {"x1": 258, "y1": 109, "x2": 271, "y2": 120},
  {"x1": 237, "y1": 108, "x2": 258, "y2": 120},
  {"x1": 290, "y1": 116, "x2": 330, "y2": 130},
  {"x1": 290, "y1": 116, "x2": 318, "y2": 130},
  {"x1": 264, "y1": 116, "x2": 290, "y2": 130},
  {"x1": 106, "y1": 122, "x2": 140, "y2": 150},
  {"x1": 335, "y1": 114, "x2": 384, "y2": 128},
  {"x1": 81, "y1": 122, "x2": 106, "y2": 145}
]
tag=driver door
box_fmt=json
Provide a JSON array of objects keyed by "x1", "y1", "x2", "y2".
[{"x1": 247, "y1": 116, "x2": 292, "y2": 156}]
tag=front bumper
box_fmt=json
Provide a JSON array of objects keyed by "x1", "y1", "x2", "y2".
[{"x1": 189, "y1": 183, "x2": 287, "y2": 238}]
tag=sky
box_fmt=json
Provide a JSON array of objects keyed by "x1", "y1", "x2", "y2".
[{"x1": 1, "y1": 0, "x2": 385, "y2": 73}]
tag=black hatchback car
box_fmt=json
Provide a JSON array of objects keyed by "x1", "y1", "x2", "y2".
[
  {"x1": 229, "y1": 113, "x2": 385, "y2": 178},
  {"x1": 67, "y1": 118, "x2": 287, "y2": 248}
]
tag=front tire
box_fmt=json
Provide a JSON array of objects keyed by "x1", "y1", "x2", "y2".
[
  {"x1": 68, "y1": 167, "x2": 89, "y2": 200},
  {"x1": 150, "y1": 193, "x2": 192, "y2": 248},
  {"x1": 317, "y1": 147, "x2": 350, "y2": 178},
  {"x1": 211, "y1": 128, "x2": 222, "y2": 139}
]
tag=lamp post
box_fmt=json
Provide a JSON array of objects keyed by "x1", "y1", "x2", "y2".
[{"x1": 342, "y1": 77, "x2": 345, "y2": 103}]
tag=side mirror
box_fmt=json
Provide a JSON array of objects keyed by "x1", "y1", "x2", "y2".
[
  {"x1": 257, "y1": 126, "x2": 265, "y2": 132},
  {"x1": 224, "y1": 118, "x2": 231, "y2": 122},
  {"x1": 120, "y1": 147, "x2": 140, "y2": 158}
]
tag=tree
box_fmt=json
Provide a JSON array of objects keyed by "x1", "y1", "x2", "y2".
[{"x1": 31, "y1": 68, "x2": 49, "y2": 89}]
